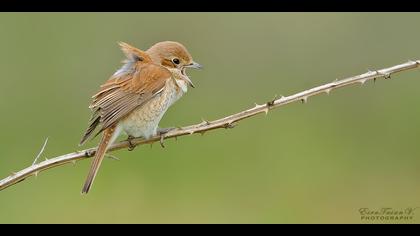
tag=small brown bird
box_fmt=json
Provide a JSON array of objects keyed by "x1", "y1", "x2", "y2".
[{"x1": 79, "y1": 41, "x2": 202, "y2": 193}]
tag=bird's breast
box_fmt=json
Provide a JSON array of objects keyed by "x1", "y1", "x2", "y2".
[{"x1": 119, "y1": 78, "x2": 186, "y2": 138}]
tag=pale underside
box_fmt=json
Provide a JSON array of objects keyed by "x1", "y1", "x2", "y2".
[{"x1": 118, "y1": 76, "x2": 188, "y2": 139}]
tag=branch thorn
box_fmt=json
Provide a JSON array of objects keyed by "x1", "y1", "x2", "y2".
[
  {"x1": 199, "y1": 130, "x2": 206, "y2": 136},
  {"x1": 266, "y1": 94, "x2": 278, "y2": 107},
  {"x1": 325, "y1": 89, "x2": 331, "y2": 95},
  {"x1": 200, "y1": 118, "x2": 210, "y2": 125},
  {"x1": 105, "y1": 154, "x2": 120, "y2": 161},
  {"x1": 225, "y1": 122, "x2": 236, "y2": 129}
]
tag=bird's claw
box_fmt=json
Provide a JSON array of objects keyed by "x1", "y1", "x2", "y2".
[
  {"x1": 157, "y1": 127, "x2": 176, "y2": 148},
  {"x1": 157, "y1": 127, "x2": 176, "y2": 134},
  {"x1": 126, "y1": 135, "x2": 136, "y2": 151},
  {"x1": 160, "y1": 135, "x2": 165, "y2": 148}
]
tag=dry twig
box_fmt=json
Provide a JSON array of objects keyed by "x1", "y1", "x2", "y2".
[
  {"x1": 1, "y1": 60, "x2": 419, "y2": 191},
  {"x1": 32, "y1": 137, "x2": 49, "y2": 166}
]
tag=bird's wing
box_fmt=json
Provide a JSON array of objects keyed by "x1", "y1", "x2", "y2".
[{"x1": 80, "y1": 64, "x2": 172, "y2": 145}]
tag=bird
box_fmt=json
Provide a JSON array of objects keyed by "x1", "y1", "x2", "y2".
[{"x1": 79, "y1": 41, "x2": 202, "y2": 194}]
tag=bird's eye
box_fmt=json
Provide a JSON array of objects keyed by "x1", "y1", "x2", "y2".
[{"x1": 172, "y1": 58, "x2": 180, "y2": 65}]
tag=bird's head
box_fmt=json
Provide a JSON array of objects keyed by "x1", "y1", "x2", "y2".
[{"x1": 147, "y1": 41, "x2": 202, "y2": 88}]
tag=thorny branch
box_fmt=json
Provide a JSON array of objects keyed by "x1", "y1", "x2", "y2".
[{"x1": 1, "y1": 60, "x2": 419, "y2": 191}]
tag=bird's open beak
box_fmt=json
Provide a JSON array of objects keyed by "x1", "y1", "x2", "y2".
[
  {"x1": 182, "y1": 61, "x2": 202, "y2": 88},
  {"x1": 185, "y1": 61, "x2": 203, "y2": 70},
  {"x1": 183, "y1": 76, "x2": 195, "y2": 88}
]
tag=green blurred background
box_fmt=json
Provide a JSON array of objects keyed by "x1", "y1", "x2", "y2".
[{"x1": 0, "y1": 13, "x2": 419, "y2": 224}]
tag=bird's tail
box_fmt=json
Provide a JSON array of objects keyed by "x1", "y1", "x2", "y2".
[{"x1": 82, "y1": 124, "x2": 118, "y2": 194}]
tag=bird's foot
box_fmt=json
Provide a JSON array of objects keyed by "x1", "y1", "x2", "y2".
[
  {"x1": 157, "y1": 127, "x2": 176, "y2": 134},
  {"x1": 126, "y1": 135, "x2": 136, "y2": 151},
  {"x1": 157, "y1": 127, "x2": 176, "y2": 148}
]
